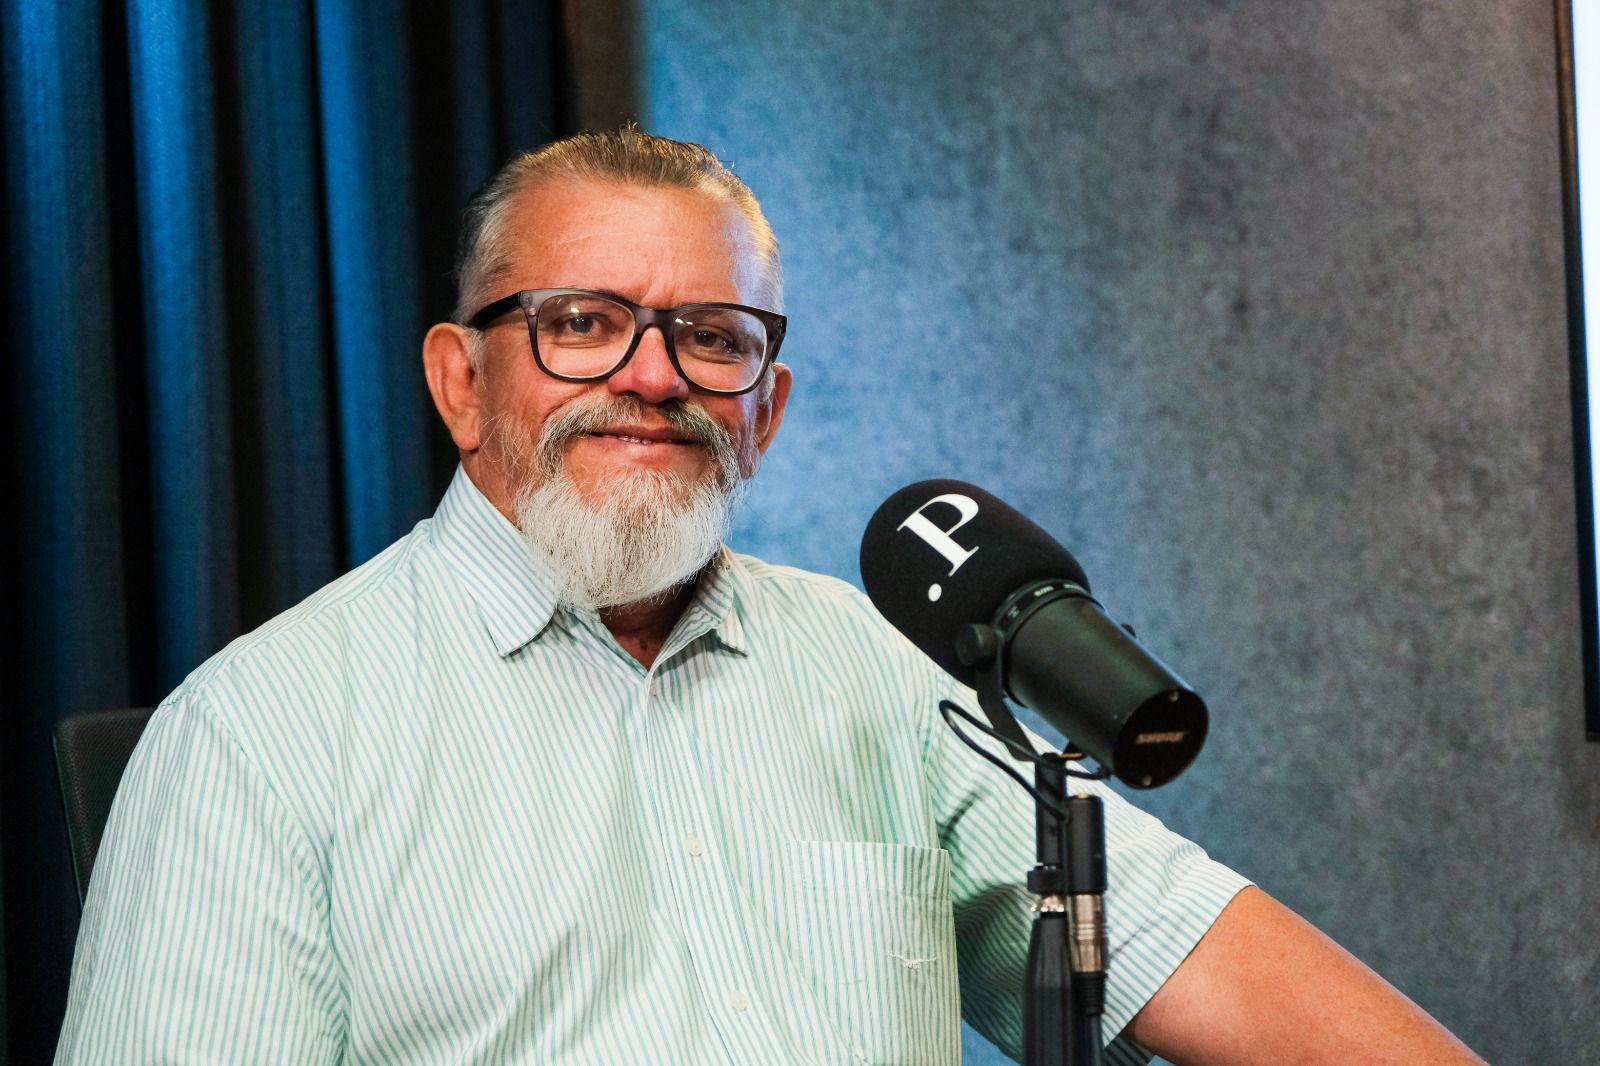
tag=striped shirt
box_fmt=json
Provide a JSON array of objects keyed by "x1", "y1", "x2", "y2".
[{"x1": 57, "y1": 465, "x2": 1249, "y2": 1065}]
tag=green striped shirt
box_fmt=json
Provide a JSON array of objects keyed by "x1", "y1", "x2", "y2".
[{"x1": 58, "y1": 466, "x2": 1249, "y2": 1065}]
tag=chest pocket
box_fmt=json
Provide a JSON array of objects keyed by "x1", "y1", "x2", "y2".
[{"x1": 782, "y1": 840, "x2": 961, "y2": 1065}]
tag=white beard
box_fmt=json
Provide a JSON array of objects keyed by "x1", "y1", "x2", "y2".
[{"x1": 491, "y1": 394, "x2": 753, "y2": 610}]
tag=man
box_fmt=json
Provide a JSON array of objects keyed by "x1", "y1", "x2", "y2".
[{"x1": 57, "y1": 130, "x2": 1481, "y2": 1064}]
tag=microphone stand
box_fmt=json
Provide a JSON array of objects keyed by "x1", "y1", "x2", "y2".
[
  {"x1": 1024, "y1": 754, "x2": 1071, "y2": 1066},
  {"x1": 1023, "y1": 755, "x2": 1108, "y2": 1066},
  {"x1": 956, "y1": 626, "x2": 1109, "y2": 1066},
  {"x1": 1062, "y1": 790, "x2": 1107, "y2": 1066}
]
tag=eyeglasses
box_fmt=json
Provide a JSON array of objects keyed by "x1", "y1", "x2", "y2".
[{"x1": 465, "y1": 288, "x2": 787, "y2": 396}]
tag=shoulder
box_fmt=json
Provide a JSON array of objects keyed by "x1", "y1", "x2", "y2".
[
  {"x1": 150, "y1": 520, "x2": 440, "y2": 825},
  {"x1": 731, "y1": 553, "x2": 888, "y2": 631},
  {"x1": 184, "y1": 520, "x2": 431, "y2": 703},
  {"x1": 733, "y1": 553, "x2": 868, "y2": 606},
  {"x1": 728, "y1": 552, "x2": 941, "y2": 681}
]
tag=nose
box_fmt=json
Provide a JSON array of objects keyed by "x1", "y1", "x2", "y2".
[{"x1": 607, "y1": 325, "x2": 690, "y2": 403}]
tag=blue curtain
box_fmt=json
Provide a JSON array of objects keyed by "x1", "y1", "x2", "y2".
[{"x1": 0, "y1": 0, "x2": 570, "y2": 1057}]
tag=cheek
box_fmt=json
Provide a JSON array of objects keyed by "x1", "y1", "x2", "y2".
[
  {"x1": 479, "y1": 404, "x2": 538, "y2": 471},
  {"x1": 478, "y1": 390, "x2": 557, "y2": 470},
  {"x1": 724, "y1": 400, "x2": 765, "y2": 476},
  {"x1": 737, "y1": 439, "x2": 762, "y2": 479},
  {"x1": 484, "y1": 368, "x2": 582, "y2": 436}
]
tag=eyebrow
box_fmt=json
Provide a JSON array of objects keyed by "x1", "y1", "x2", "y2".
[{"x1": 570, "y1": 287, "x2": 737, "y2": 310}]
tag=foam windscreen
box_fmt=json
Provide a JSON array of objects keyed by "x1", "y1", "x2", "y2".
[{"x1": 860, "y1": 479, "x2": 1089, "y2": 686}]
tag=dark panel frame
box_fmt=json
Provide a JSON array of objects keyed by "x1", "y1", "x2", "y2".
[{"x1": 1554, "y1": 0, "x2": 1600, "y2": 740}]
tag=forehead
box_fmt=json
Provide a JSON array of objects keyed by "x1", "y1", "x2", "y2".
[{"x1": 492, "y1": 179, "x2": 767, "y2": 306}]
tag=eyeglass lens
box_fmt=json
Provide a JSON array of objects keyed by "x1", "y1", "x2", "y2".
[{"x1": 534, "y1": 293, "x2": 768, "y2": 391}]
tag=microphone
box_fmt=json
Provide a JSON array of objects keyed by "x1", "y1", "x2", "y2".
[{"x1": 859, "y1": 479, "x2": 1207, "y2": 788}]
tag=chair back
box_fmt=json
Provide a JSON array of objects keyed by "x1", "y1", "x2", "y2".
[{"x1": 53, "y1": 707, "x2": 155, "y2": 907}]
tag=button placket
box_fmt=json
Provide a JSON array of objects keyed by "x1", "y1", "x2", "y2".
[{"x1": 640, "y1": 679, "x2": 786, "y2": 1052}]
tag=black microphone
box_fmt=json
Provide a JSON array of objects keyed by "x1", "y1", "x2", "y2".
[{"x1": 860, "y1": 479, "x2": 1207, "y2": 788}]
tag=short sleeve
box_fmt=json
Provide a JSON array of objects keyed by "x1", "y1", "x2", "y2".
[
  {"x1": 54, "y1": 687, "x2": 344, "y2": 1064},
  {"x1": 919, "y1": 672, "x2": 1251, "y2": 1065}
]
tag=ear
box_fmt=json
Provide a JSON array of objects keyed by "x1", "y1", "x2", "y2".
[
  {"x1": 752, "y1": 361, "x2": 792, "y2": 456},
  {"x1": 423, "y1": 322, "x2": 484, "y2": 453}
]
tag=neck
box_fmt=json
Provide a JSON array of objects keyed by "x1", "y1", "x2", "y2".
[{"x1": 600, "y1": 582, "x2": 698, "y2": 669}]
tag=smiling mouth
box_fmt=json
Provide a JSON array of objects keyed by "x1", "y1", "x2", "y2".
[{"x1": 581, "y1": 429, "x2": 703, "y2": 447}]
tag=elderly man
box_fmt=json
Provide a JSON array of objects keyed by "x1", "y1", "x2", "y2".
[{"x1": 57, "y1": 130, "x2": 1480, "y2": 1065}]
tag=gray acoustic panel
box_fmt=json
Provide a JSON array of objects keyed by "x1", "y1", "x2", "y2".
[{"x1": 618, "y1": 1, "x2": 1600, "y2": 1060}]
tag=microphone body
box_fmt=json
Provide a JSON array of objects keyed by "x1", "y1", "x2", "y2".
[{"x1": 861, "y1": 479, "x2": 1207, "y2": 788}]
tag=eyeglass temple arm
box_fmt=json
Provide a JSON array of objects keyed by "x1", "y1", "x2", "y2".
[{"x1": 464, "y1": 293, "x2": 525, "y2": 329}]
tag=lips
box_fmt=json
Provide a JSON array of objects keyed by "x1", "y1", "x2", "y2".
[{"x1": 583, "y1": 425, "x2": 703, "y2": 446}]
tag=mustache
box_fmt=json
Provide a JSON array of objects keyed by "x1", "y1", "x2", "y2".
[{"x1": 533, "y1": 394, "x2": 740, "y2": 482}]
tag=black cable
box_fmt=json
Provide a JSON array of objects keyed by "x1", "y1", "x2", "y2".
[
  {"x1": 940, "y1": 700, "x2": 1068, "y2": 820},
  {"x1": 938, "y1": 697, "x2": 1110, "y2": 798},
  {"x1": 941, "y1": 697, "x2": 1041, "y2": 761}
]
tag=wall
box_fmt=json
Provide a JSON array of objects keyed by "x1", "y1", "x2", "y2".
[{"x1": 625, "y1": 1, "x2": 1600, "y2": 1060}]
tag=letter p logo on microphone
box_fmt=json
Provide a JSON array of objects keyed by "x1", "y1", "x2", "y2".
[{"x1": 897, "y1": 493, "x2": 980, "y2": 601}]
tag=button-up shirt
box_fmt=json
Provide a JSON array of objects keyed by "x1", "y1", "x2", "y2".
[{"x1": 57, "y1": 467, "x2": 1249, "y2": 1065}]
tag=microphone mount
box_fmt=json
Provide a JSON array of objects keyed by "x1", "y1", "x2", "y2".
[{"x1": 954, "y1": 579, "x2": 1103, "y2": 766}]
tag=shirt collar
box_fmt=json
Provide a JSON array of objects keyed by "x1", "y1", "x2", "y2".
[
  {"x1": 430, "y1": 466, "x2": 561, "y2": 658},
  {"x1": 670, "y1": 547, "x2": 754, "y2": 658},
  {"x1": 430, "y1": 466, "x2": 756, "y2": 660}
]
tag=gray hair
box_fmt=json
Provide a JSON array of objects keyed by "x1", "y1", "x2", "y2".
[{"x1": 452, "y1": 128, "x2": 784, "y2": 327}]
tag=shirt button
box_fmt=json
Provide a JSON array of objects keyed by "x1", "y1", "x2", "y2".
[
  {"x1": 684, "y1": 834, "x2": 706, "y2": 857},
  {"x1": 728, "y1": 990, "x2": 750, "y2": 1012}
]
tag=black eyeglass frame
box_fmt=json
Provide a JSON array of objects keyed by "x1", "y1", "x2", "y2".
[{"x1": 465, "y1": 288, "x2": 788, "y2": 396}]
